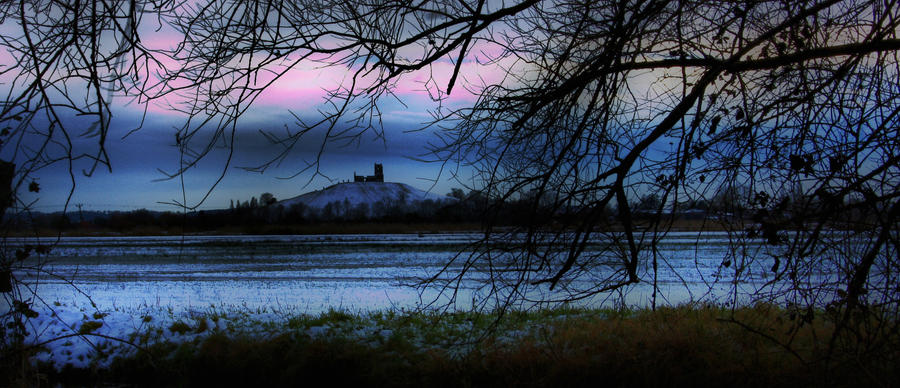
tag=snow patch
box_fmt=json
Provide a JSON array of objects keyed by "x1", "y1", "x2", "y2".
[{"x1": 278, "y1": 182, "x2": 455, "y2": 212}]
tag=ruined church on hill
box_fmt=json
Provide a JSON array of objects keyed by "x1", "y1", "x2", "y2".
[{"x1": 354, "y1": 163, "x2": 384, "y2": 182}]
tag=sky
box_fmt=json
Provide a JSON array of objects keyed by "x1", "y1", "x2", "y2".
[
  {"x1": 17, "y1": 95, "x2": 471, "y2": 212},
  {"x1": 3, "y1": 8, "x2": 504, "y2": 213}
]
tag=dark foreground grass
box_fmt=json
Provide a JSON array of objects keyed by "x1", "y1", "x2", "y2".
[{"x1": 25, "y1": 305, "x2": 900, "y2": 387}]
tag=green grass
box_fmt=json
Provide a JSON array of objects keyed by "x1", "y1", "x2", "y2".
[{"x1": 26, "y1": 304, "x2": 900, "y2": 387}]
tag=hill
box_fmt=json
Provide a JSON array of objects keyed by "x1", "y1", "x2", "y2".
[{"x1": 277, "y1": 182, "x2": 455, "y2": 218}]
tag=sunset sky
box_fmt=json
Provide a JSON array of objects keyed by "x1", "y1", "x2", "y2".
[{"x1": 5, "y1": 14, "x2": 506, "y2": 212}]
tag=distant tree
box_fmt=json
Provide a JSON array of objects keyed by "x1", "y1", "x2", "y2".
[
  {"x1": 635, "y1": 193, "x2": 662, "y2": 213},
  {"x1": 249, "y1": 196, "x2": 258, "y2": 209},
  {"x1": 372, "y1": 200, "x2": 388, "y2": 219},
  {"x1": 448, "y1": 188, "x2": 466, "y2": 201},
  {"x1": 287, "y1": 203, "x2": 307, "y2": 221},
  {"x1": 709, "y1": 184, "x2": 750, "y2": 215},
  {"x1": 273, "y1": 204, "x2": 285, "y2": 222},
  {"x1": 260, "y1": 193, "x2": 276, "y2": 206},
  {"x1": 342, "y1": 198, "x2": 352, "y2": 219},
  {"x1": 684, "y1": 199, "x2": 709, "y2": 211},
  {"x1": 53, "y1": 213, "x2": 72, "y2": 230},
  {"x1": 418, "y1": 199, "x2": 438, "y2": 218},
  {"x1": 352, "y1": 202, "x2": 370, "y2": 220},
  {"x1": 321, "y1": 202, "x2": 336, "y2": 221}
]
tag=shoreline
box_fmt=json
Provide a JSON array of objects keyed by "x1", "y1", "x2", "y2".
[{"x1": 8, "y1": 219, "x2": 747, "y2": 238}]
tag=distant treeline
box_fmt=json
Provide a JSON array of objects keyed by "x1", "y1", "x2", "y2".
[
  {"x1": 7, "y1": 188, "x2": 605, "y2": 233},
  {"x1": 8, "y1": 189, "x2": 484, "y2": 233},
  {"x1": 8, "y1": 186, "x2": 877, "y2": 234}
]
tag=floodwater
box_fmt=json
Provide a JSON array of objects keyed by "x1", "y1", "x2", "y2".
[{"x1": 9, "y1": 231, "x2": 847, "y2": 314}]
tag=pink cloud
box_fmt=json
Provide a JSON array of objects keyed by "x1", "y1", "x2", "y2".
[
  {"x1": 383, "y1": 40, "x2": 517, "y2": 102},
  {"x1": 124, "y1": 39, "x2": 517, "y2": 118},
  {"x1": 253, "y1": 62, "x2": 345, "y2": 108},
  {"x1": 253, "y1": 43, "x2": 513, "y2": 110}
]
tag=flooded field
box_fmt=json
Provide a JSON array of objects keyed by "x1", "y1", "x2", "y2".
[{"x1": 10, "y1": 231, "x2": 842, "y2": 314}]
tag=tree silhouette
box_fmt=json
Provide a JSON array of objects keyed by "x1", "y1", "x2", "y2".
[
  {"x1": 2, "y1": 0, "x2": 900, "y2": 370},
  {"x1": 260, "y1": 193, "x2": 277, "y2": 206}
]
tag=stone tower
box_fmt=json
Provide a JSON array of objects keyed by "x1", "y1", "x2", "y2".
[
  {"x1": 354, "y1": 163, "x2": 384, "y2": 182},
  {"x1": 373, "y1": 163, "x2": 384, "y2": 182}
]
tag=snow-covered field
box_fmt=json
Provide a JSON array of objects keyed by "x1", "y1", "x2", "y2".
[
  {"x1": 9, "y1": 232, "x2": 784, "y2": 313},
  {"x1": 1, "y1": 231, "x2": 853, "y2": 370}
]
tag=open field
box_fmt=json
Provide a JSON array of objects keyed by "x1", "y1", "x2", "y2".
[
  {"x1": 4, "y1": 231, "x2": 893, "y2": 386},
  {"x1": 9, "y1": 231, "x2": 824, "y2": 315}
]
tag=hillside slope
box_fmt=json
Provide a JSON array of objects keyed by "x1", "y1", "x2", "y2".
[{"x1": 278, "y1": 182, "x2": 454, "y2": 210}]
